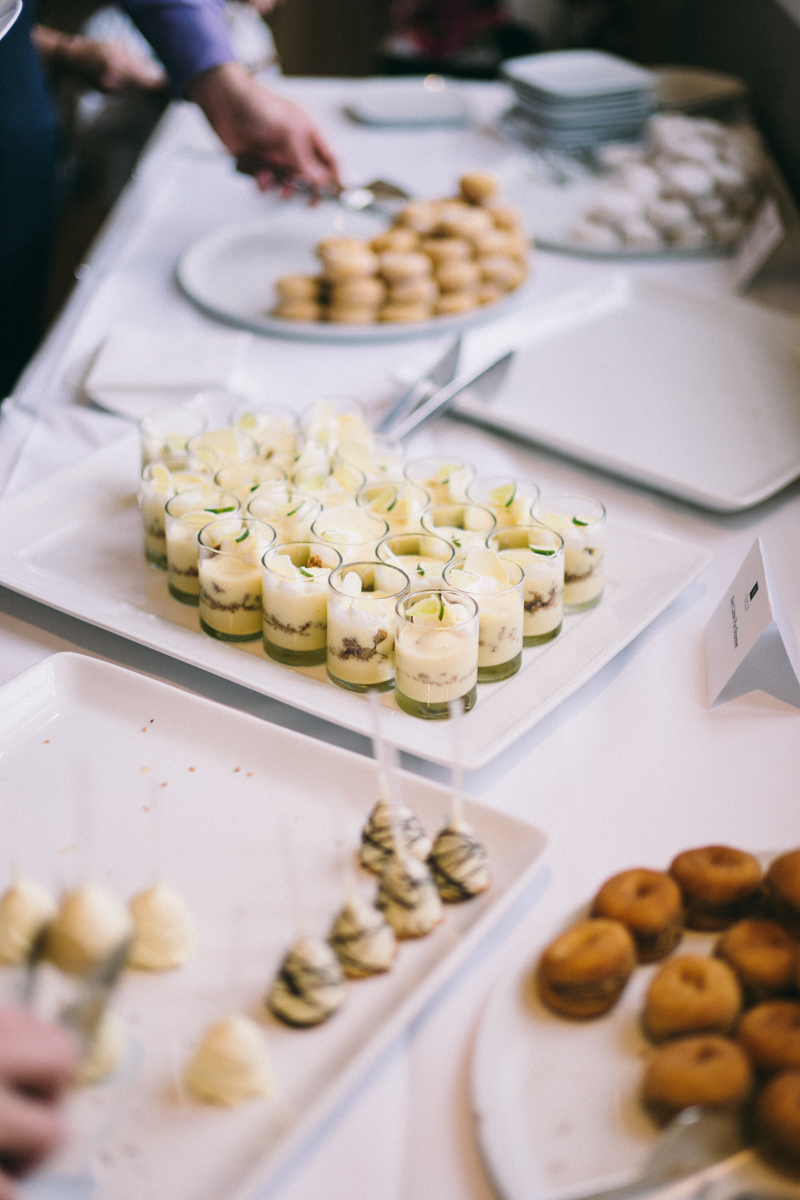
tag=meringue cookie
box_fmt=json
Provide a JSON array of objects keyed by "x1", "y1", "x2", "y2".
[
  {"x1": 46, "y1": 883, "x2": 133, "y2": 977},
  {"x1": 429, "y1": 815, "x2": 490, "y2": 902},
  {"x1": 0, "y1": 880, "x2": 56, "y2": 964},
  {"x1": 377, "y1": 853, "x2": 443, "y2": 938},
  {"x1": 359, "y1": 796, "x2": 432, "y2": 874},
  {"x1": 128, "y1": 883, "x2": 196, "y2": 971},
  {"x1": 268, "y1": 935, "x2": 345, "y2": 1027},
  {"x1": 186, "y1": 1015, "x2": 273, "y2": 1106},
  {"x1": 329, "y1": 894, "x2": 396, "y2": 977}
]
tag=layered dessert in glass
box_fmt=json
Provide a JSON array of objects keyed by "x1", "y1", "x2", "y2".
[
  {"x1": 376, "y1": 533, "x2": 454, "y2": 592},
  {"x1": 187, "y1": 428, "x2": 257, "y2": 474},
  {"x1": 197, "y1": 517, "x2": 276, "y2": 642},
  {"x1": 165, "y1": 485, "x2": 240, "y2": 604},
  {"x1": 335, "y1": 435, "x2": 404, "y2": 483},
  {"x1": 394, "y1": 589, "x2": 479, "y2": 719},
  {"x1": 326, "y1": 562, "x2": 409, "y2": 692},
  {"x1": 533, "y1": 495, "x2": 606, "y2": 612},
  {"x1": 467, "y1": 475, "x2": 540, "y2": 529},
  {"x1": 262, "y1": 541, "x2": 342, "y2": 665},
  {"x1": 421, "y1": 503, "x2": 496, "y2": 554},
  {"x1": 404, "y1": 457, "x2": 474, "y2": 505},
  {"x1": 232, "y1": 401, "x2": 298, "y2": 446},
  {"x1": 139, "y1": 405, "x2": 207, "y2": 470},
  {"x1": 311, "y1": 505, "x2": 389, "y2": 564},
  {"x1": 214, "y1": 459, "x2": 286, "y2": 505},
  {"x1": 300, "y1": 397, "x2": 370, "y2": 452},
  {"x1": 293, "y1": 464, "x2": 365, "y2": 508},
  {"x1": 488, "y1": 525, "x2": 564, "y2": 645},
  {"x1": 443, "y1": 546, "x2": 524, "y2": 682},
  {"x1": 356, "y1": 481, "x2": 429, "y2": 535},
  {"x1": 140, "y1": 464, "x2": 209, "y2": 570},
  {"x1": 247, "y1": 487, "x2": 321, "y2": 543},
  {"x1": 290, "y1": 435, "x2": 331, "y2": 477}
]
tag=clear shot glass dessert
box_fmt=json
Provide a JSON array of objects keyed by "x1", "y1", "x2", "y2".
[
  {"x1": 247, "y1": 487, "x2": 322, "y2": 543},
  {"x1": 488, "y1": 526, "x2": 564, "y2": 646},
  {"x1": 311, "y1": 506, "x2": 389, "y2": 564},
  {"x1": 301, "y1": 396, "x2": 370, "y2": 451},
  {"x1": 139, "y1": 405, "x2": 207, "y2": 470},
  {"x1": 356, "y1": 481, "x2": 429, "y2": 535},
  {"x1": 404, "y1": 457, "x2": 474, "y2": 505},
  {"x1": 467, "y1": 475, "x2": 540, "y2": 529},
  {"x1": 290, "y1": 433, "x2": 331, "y2": 478},
  {"x1": 232, "y1": 401, "x2": 298, "y2": 445},
  {"x1": 326, "y1": 562, "x2": 409, "y2": 693},
  {"x1": 421, "y1": 503, "x2": 496, "y2": 554},
  {"x1": 198, "y1": 517, "x2": 276, "y2": 642},
  {"x1": 376, "y1": 533, "x2": 454, "y2": 592},
  {"x1": 443, "y1": 547, "x2": 524, "y2": 682},
  {"x1": 293, "y1": 463, "x2": 365, "y2": 507},
  {"x1": 140, "y1": 464, "x2": 210, "y2": 570},
  {"x1": 532, "y1": 495, "x2": 606, "y2": 612},
  {"x1": 214, "y1": 459, "x2": 286, "y2": 505},
  {"x1": 334, "y1": 435, "x2": 404, "y2": 483},
  {"x1": 394, "y1": 590, "x2": 479, "y2": 719},
  {"x1": 261, "y1": 541, "x2": 342, "y2": 666},
  {"x1": 165, "y1": 486, "x2": 240, "y2": 605},
  {"x1": 187, "y1": 428, "x2": 258, "y2": 475}
]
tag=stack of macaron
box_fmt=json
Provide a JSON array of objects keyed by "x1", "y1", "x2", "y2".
[
  {"x1": 535, "y1": 846, "x2": 800, "y2": 1167},
  {"x1": 272, "y1": 173, "x2": 530, "y2": 325}
]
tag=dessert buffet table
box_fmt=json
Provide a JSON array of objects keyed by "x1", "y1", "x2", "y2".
[{"x1": 1, "y1": 77, "x2": 800, "y2": 1200}]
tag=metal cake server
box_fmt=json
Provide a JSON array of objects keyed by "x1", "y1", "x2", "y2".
[
  {"x1": 390, "y1": 350, "x2": 515, "y2": 441},
  {"x1": 377, "y1": 338, "x2": 461, "y2": 435}
]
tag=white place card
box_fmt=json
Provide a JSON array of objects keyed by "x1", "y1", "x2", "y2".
[
  {"x1": 705, "y1": 537, "x2": 800, "y2": 708},
  {"x1": 732, "y1": 198, "x2": 786, "y2": 291}
]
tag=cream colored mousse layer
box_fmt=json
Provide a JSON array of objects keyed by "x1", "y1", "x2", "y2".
[
  {"x1": 429, "y1": 815, "x2": 490, "y2": 902},
  {"x1": 128, "y1": 884, "x2": 196, "y2": 970},
  {"x1": 327, "y1": 569, "x2": 399, "y2": 688},
  {"x1": 167, "y1": 510, "x2": 213, "y2": 597},
  {"x1": 415, "y1": 462, "x2": 472, "y2": 505},
  {"x1": 329, "y1": 894, "x2": 397, "y2": 977},
  {"x1": 262, "y1": 553, "x2": 331, "y2": 653},
  {"x1": 377, "y1": 853, "x2": 443, "y2": 939},
  {"x1": 359, "y1": 796, "x2": 432, "y2": 874},
  {"x1": 46, "y1": 883, "x2": 133, "y2": 976},
  {"x1": 268, "y1": 936, "x2": 345, "y2": 1027},
  {"x1": 199, "y1": 526, "x2": 263, "y2": 638},
  {"x1": 539, "y1": 512, "x2": 604, "y2": 606},
  {"x1": 77, "y1": 1011, "x2": 126, "y2": 1085},
  {"x1": 141, "y1": 468, "x2": 207, "y2": 564},
  {"x1": 0, "y1": 880, "x2": 57, "y2": 964},
  {"x1": 186, "y1": 1016, "x2": 274, "y2": 1106},
  {"x1": 447, "y1": 547, "x2": 523, "y2": 669},
  {"x1": 395, "y1": 594, "x2": 477, "y2": 705},
  {"x1": 500, "y1": 547, "x2": 563, "y2": 638}
]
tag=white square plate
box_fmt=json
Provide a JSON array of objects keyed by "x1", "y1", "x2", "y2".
[
  {"x1": 0, "y1": 434, "x2": 709, "y2": 768},
  {"x1": 2, "y1": 653, "x2": 547, "y2": 1200}
]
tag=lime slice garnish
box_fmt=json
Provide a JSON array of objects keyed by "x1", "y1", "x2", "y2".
[
  {"x1": 573, "y1": 516, "x2": 589, "y2": 527},
  {"x1": 371, "y1": 486, "x2": 397, "y2": 512},
  {"x1": 299, "y1": 566, "x2": 314, "y2": 578},
  {"x1": 149, "y1": 464, "x2": 171, "y2": 489},
  {"x1": 416, "y1": 562, "x2": 425, "y2": 576},
  {"x1": 237, "y1": 412, "x2": 258, "y2": 431},
  {"x1": 532, "y1": 547, "x2": 556, "y2": 556},
  {"x1": 235, "y1": 527, "x2": 249, "y2": 543},
  {"x1": 205, "y1": 505, "x2": 236, "y2": 514},
  {"x1": 489, "y1": 482, "x2": 516, "y2": 509}
]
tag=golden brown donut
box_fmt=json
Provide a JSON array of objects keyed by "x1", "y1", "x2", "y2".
[
  {"x1": 591, "y1": 868, "x2": 683, "y2": 963},
  {"x1": 643, "y1": 1035, "x2": 752, "y2": 1119},
  {"x1": 275, "y1": 274, "x2": 320, "y2": 302},
  {"x1": 434, "y1": 292, "x2": 478, "y2": 316},
  {"x1": 273, "y1": 301, "x2": 322, "y2": 322},
  {"x1": 716, "y1": 920, "x2": 797, "y2": 1002},
  {"x1": 371, "y1": 228, "x2": 418, "y2": 254},
  {"x1": 755, "y1": 1070, "x2": 800, "y2": 1164},
  {"x1": 379, "y1": 251, "x2": 432, "y2": 283},
  {"x1": 643, "y1": 955, "x2": 742, "y2": 1041},
  {"x1": 536, "y1": 918, "x2": 636, "y2": 1019},
  {"x1": 670, "y1": 846, "x2": 762, "y2": 930},
  {"x1": 379, "y1": 302, "x2": 432, "y2": 324},
  {"x1": 436, "y1": 261, "x2": 481, "y2": 293},
  {"x1": 765, "y1": 850, "x2": 800, "y2": 932},
  {"x1": 460, "y1": 172, "x2": 499, "y2": 204},
  {"x1": 326, "y1": 307, "x2": 378, "y2": 325},
  {"x1": 395, "y1": 202, "x2": 440, "y2": 234},
  {"x1": 329, "y1": 278, "x2": 386, "y2": 308},
  {"x1": 419, "y1": 237, "x2": 472, "y2": 266},
  {"x1": 388, "y1": 277, "x2": 439, "y2": 305},
  {"x1": 320, "y1": 250, "x2": 380, "y2": 281},
  {"x1": 739, "y1": 1001, "x2": 800, "y2": 1072}
]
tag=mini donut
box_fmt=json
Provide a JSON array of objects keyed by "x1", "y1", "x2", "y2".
[
  {"x1": 739, "y1": 1001, "x2": 800, "y2": 1072},
  {"x1": 436, "y1": 261, "x2": 481, "y2": 293},
  {"x1": 317, "y1": 236, "x2": 367, "y2": 256},
  {"x1": 670, "y1": 846, "x2": 762, "y2": 930},
  {"x1": 438, "y1": 207, "x2": 495, "y2": 240},
  {"x1": 434, "y1": 292, "x2": 478, "y2": 316},
  {"x1": 330, "y1": 278, "x2": 386, "y2": 307},
  {"x1": 488, "y1": 203, "x2": 523, "y2": 232},
  {"x1": 478, "y1": 284, "x2": 504, "y2": 305},
  {"x1": 320, "y1": 250, "x2": 380, "y2": 281},
  {"x1": 591, "y1": 868, "x2": 683, "y2": 963},
  {"x1": 388, "y1": 277, "x2": 439, "y2": 305},
  {"x1": 326, "y1": 307, "x2": 378, "y2": 325},
  {"x1": 460, "y1": 172, "x2": 498, "y2": 204},
  {"x1": 765, "y1": 850, "x2": 800, "y2": 932},
  {"x1": 275, "y1": 274, "x2": 320, "y2": 302},
  {"x1": 371, "y1": 228, "x2": 418, "y2": 254},
  {"x1": 379, "y1": 251, "x2": 432, "y2": 283},
  {"x1": 643, "y1": 1035, "x2": 752, "y2": 1120},
  {"x1": 395, "y1": 202, "x2": 440, "y2": 234},
  {"x1": 273, "y1": 301, "x2": 322, "y2": 322},
  {"x1": 644, "y1": 955, "x2": 742, "y2": 1042},
  {"x1": 755, "y1": 1070, "x2": 800, "y2": 1164},
  {"x1": 419, "y1": 237, "x2": 472, "y2": 266},
  {"x1": 536, "y1": 917, "x2": 636, "y2": 1019},
  {"x1": 716, "y1": 920, "x2": 797, "y2": 1002},
  {"x1": 379, "y1": 302, "x2": 432, "y2": 324},
  {"x1": 479, "y1": 255, "x2": 526, "y2": 290}
]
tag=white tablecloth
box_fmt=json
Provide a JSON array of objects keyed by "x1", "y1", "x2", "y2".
[{"x1": 2, "y1": 77, "x2": 800, "y2": 1200}]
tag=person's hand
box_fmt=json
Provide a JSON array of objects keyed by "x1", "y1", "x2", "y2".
[
  {"x1": 0, "y1": 1008, "x2": 77, "y2": 1198},
  {"x1": 187, "y1": 63, "x2": 340, "y2": 195},
  {"x1": 33, "y1": 26, "x2": 167, "y2": 93}
]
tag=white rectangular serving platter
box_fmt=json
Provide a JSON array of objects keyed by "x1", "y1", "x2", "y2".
[
  {"x1": 2, "y1": 652, "x2": 548, "y2": 1200},
  {"x1": 0, "y1": 434, "x2": 709, "y2": 768},
  {"x1": 455, "y1": 275, "x2": 800, "y2": 512}
]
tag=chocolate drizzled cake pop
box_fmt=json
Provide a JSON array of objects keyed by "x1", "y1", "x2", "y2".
[{"x1": 268, "y1": 935, "x2": 345, "y2": 1027}]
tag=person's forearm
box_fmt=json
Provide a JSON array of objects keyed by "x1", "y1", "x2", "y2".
[
  {"x1": 32, "y1": 24, "x2": 81, "y2": 67},
  {"x1": 119, "y1": 0, "x2": 234, "y2": 93}
]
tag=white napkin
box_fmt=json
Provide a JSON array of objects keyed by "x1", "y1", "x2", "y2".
[{"x1": 84, "y1": 325, "x2": 251, "y2": 419}]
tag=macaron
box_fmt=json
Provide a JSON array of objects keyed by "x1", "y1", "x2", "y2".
[
  {"x1": 460, "y1": 172, "x2": 498, "y2": 204},
  {"x1": 419, "y1": 237, "x2": 472, "y2": 266},
  {"x1": 436, "y1": 261, "x2": 481, "y2": 293},
  {"x1": 388, "y1": 277, "x2": 439, "y2": 305},
  {"x1": 379, "y1": 302, "x2": 432, "y2": 323},
  {"x1": 273, "y1": 301, "x2": 322, "y2": 322},
  {"x1": 379, "y1": 252, "x2": 432, "y2": 283},
  {"x1": 275, "y1": 274, "x2": 320, "y2": 302},
  {"x1": 434, "y1": 291, "x2": 478, "y2": 315}
]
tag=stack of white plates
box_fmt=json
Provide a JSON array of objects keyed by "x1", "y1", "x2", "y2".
[{"x1": 502, "y1": 49, "x2": 656, "y2": 149}]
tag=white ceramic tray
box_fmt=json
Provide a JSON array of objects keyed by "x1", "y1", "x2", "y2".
[
  {"x1": 0, "y1": 435, "x2": 709, "y2": 768},
  {"x1": 454, "y1": 274, "x2": 800, "y2": 512},
  {"x1": 472, "y1": 885, "x2": 800, "y2": 1200},
  {"x1": 1, "y1": 653, "x2": 547, "y2": 1200},
  {"x1": 176, "y1": 206, "x2": 527, "y2": 343}
]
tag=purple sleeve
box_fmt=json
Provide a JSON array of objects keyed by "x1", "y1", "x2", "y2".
[{"x1": 120, "y1": 0, "x2": 235, "y2": 93}]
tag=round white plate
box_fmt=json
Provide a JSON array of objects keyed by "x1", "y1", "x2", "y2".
[
  {"x1": 0, "y1": 0, "x2": 22, "y2": 40},
  {"x1": 176, "y1": 205, "x2": 526, "y2": 342}
]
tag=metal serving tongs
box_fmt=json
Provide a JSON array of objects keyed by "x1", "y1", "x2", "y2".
[
  {"x1": 234, "y1": 160, "x2": 413, "y2": 214},
  {"x1": 58, "y1": 936, "x2": 132, "y2": 1052},
  {"x1": 377, "y1": 338, "x2": 462, "y2": 435},
  {"x1": 388, "y1": 350, "x2": 515, "y2": 442}
]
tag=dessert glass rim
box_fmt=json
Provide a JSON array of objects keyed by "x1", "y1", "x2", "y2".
[
  {"x1": 443, "y1": 553, "x2": 525, "y2": 592},
  {"x1": 310, "y1": 505, "x2": 390, "y2": 541},
  {"x1": 533, "y1": 493, "x2": 607, "y2": 523},
  {"x1": 356, "y1": 480, "x2": 431, "y2": 507},
  {"x1": 328, "y1": 560, "x2": 411, "y2": 600},
  {"x1": 165, "y1": 487, "x2": 240, "y2": 521},
  {"x1": 487, "y1": 524, "x2": 565, "y2": 553},
  {"x1": 262, "y1": 540, "x2": 342, "y2": 575},
  {"x1": 403, "y1": 455, "x2": 476, "y2": 482},
  {"x1": 246, "y1": 487, "x2": 322, "y2": 520},
  {"x1": 198, "y1": 515, "x2": 277, "y2": 553},
  {"x1": 466, "y1": 473, "x2": 541, "y2": 505},
  {"x1": 395, "y1": 586, "x2": 479, "y2": 624},
  {"x1": 214, "y1": 459, "x2": 287, "y2": 488},
  {"x1": 421, "y1": 502, "x2": 497, "y2": 534},
  {"x1": 376, "y1": 530, "x2": 455, "y2": 563}
]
